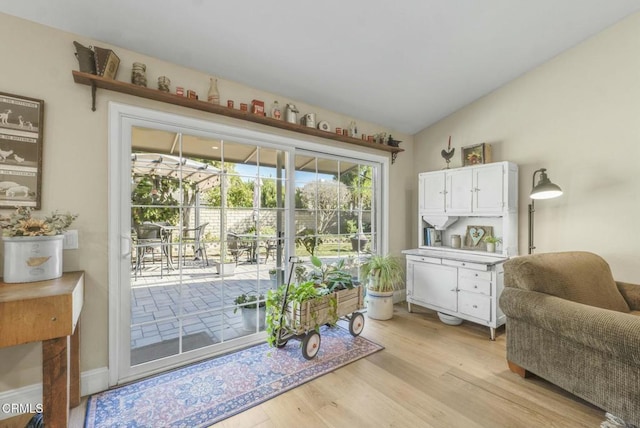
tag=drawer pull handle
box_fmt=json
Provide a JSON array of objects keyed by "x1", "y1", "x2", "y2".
[
  {"x1": 451, "y1": 288, "x2": 458, "y2": 292},
  {"x1": 473, "y1": 305, "x2": 478, "y2": 309},
  {"x1": 474, "y1": 285, "x2": 478, "y2": 289},
  {"x1": 475, "y1": 273, "x2": 478, "y2": 277}
]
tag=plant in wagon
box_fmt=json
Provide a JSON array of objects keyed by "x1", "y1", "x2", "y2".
[
  {"x1": 360, "y1": 254, "x2": 404, "y2": 320},
  {"x1": 266, "y1": 280, "x2": 329, "y2": 348}
]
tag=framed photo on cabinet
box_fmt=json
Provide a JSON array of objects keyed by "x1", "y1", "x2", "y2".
[
  {"x1": 0, "y1": 91, "x2": 44, "y2": 209},
  {"x1": 462, "y1": 143, "x2": 492, "y2": 166}
]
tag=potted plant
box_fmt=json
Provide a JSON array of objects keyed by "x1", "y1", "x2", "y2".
[
  {"x1": 215, "y1": 256, "x2": 236, "y2": 276},
  {"x1": 234, "y1": 292, "x2": 266, "y2": 331},
  {"x1": 0, "y1": 207, "x2": 78, "y2": 283},
  {"x1": 483, "y1": 235, "x2": 502, "y2": 253},
  {"x1": 360, "y1": 254, "x2": 404, "y2": 320}
]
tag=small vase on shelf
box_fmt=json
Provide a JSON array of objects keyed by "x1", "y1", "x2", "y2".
[
  {"x1": 207, "y1": 77, "x2": 220, "y2": 105},
  {"x1": 271, "y1": 101, "x2": 281, "y2": 120}
]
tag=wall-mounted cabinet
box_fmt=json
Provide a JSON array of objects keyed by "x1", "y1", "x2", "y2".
[{"x1": 418, "y1": 161, "x2": 518, "y2": 257}]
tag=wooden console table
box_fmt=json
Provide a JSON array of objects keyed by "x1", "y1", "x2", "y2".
[{"x1": 0, "y1": 271, "x2": 84, "y2": 428}]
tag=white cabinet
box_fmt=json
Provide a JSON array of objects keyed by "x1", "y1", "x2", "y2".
[
  {"x1": 406, "y1": 256, "x2": 457, "y2": 312},
  {"x1": 419, "y1": 162, "x2": 515, "y2": 216},
  {"x1": 419, "y1": 172, "x2": 446, "y2": 213},
  {"x1": 417, "y1": 161, "x2": 518, "y2": 257},
  {"x1": 405, "y1": 254, "x2": 506, "y2": 340}
]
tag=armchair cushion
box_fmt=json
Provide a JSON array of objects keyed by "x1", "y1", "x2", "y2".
[{"x1": 504, "y1": 251, "x2": 630, "y2": 313}]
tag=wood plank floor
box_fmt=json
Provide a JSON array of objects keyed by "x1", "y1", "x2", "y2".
[{"x1": 2, "y1": 304, "x2": 604, "y2": 428}]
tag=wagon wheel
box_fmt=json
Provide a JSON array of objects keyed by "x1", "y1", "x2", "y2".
[
  {"x1": 273, "y1": 328, "x2": 289, "y2": 348},
  {"x1": 301, "y1": 331, "x2": 321, "y2": 360},
  {"x1": 348, "y1": 312, "x2": 365, "y2": 336}
]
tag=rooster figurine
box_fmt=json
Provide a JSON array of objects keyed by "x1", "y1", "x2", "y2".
[{"x1": 441, "y1": 136, "x2": 455, "y2": 169}]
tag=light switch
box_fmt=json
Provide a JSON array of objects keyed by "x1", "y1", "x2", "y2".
[{"x1": 63, "y1": 230, "x2": 78, "y2": 250}]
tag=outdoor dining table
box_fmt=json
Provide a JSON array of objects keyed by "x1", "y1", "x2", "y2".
[{"x1": 236, "y1": 234, "x2": 277, "y2": 264}]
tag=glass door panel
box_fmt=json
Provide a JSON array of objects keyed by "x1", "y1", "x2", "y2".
[{"x1": 128, "y1": 129, "x2": 287, "y2": 372}]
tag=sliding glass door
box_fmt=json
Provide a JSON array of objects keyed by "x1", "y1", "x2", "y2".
[{"x1": 109, "y1": 104, "x2": 386, "y2": 385}]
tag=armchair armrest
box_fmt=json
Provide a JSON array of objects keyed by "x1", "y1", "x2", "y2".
[
  {"x1": 500, "y1": 288, "x2": 640, "y2": 364},
  {"x1": 617, "y1": 281, "x2": 640, "y2": 310}
]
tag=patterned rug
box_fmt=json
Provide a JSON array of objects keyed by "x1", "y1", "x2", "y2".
[{"x1": 84, "y1": 326, "x2": 383, "y2": 427}]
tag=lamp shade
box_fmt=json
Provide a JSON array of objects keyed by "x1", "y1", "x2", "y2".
[{"x1": 530, "y1": 169, "x2": 563, "y2": 200}]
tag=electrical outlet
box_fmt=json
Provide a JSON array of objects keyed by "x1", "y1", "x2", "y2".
[{"x1": 63, "y1": 230, "x2": 78, "y2": 250}]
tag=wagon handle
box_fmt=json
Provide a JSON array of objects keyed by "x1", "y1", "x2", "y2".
[{"x1": 277, "y1": 256, "x2": 300, "y2": 335}]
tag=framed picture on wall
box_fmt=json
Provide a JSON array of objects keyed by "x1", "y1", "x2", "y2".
[
  {"x1": 461, "y1": 143, "x2": 492, "y2": 166},
  {"x1": 0, "y1": 91, "x2": 44, "y2": 209}
]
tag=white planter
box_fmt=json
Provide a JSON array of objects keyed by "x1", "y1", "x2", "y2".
[
  {"x1": 486, "y1": 242, "x2": 496, "y2": 253},
  {"x1": 242, "y1": 306, "x2": 266, "y2": 331},
  {"x1": 215, "y1": 262, "x2": 236, "y2": 276},
  {"x1": 2, "y1": 235, "x2": 64, "y2": 283},
  {"x1": 366, "y1": 289, "x2": 395, "y2": 320}
]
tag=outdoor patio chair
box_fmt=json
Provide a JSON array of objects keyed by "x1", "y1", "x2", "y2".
[
  {"x1": 133, "y1": 222, "x2": 166, "y2": 278},
  {"x1": 227, "y1": 232, "x2": 251, "y2": 264},
  {"x1": 182, "y1": 222, "x2": 209, "y2": 267}
]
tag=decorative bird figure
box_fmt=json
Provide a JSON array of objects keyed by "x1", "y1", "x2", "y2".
[
  {"x1": 13, "y1": 154, "x2": 24, "y2": 163},
  {"x1": 387, "y1": 135, "x2": 402, "y2": 147},
  {"x1": 441, "y1": 136, "x2": 455, "y2": 169}
]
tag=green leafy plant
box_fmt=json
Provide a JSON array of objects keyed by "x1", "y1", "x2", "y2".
[
  {"x1": 1, "y1": 207, "x2": 78, "y2": 237},
  {"x1": 266, "y1": 280, "x2": 335, "y2": 348},
  {"x1": 306, "y1": 256, "x2": 356, "y2": 292},
  {"x1": 233, "y1": 293, "x2": 265, "y2": 313},
  {"x1": 360, "y1": 254, "x2": 404, "y2": 293},
  {"x1": 483, "y1": 235, "x2": 502, "y2": 244}
]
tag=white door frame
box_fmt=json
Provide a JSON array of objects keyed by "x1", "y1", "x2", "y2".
[{"x1": 108, "y1": 102, "x2": 389, "y2": 385}]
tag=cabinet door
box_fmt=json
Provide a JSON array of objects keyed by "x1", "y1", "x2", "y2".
[
  {"x1": 409, "y1": 261, "x2": 457, "y2": 312},
  {"x1": 446, "y1": 168, "x2": 473, "y2": 213},
  {"x1": 419, "y1": 172, "x2": 446, "y2": 213},
  {"x1": 473, "y1": 164, "x2": 504, "y2": 213}
]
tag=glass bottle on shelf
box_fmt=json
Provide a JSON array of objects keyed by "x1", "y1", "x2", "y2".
[
  {"x1": 271, "y1": 101, "x2": 282, "y2": 120},
  {"x1": 207, "y1": 77, "x2": 220, "y2": 105}
]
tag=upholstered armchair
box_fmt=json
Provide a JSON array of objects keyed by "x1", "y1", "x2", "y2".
[{"x1": 500, "y1": 252, "x2": 640, "y2": 426}]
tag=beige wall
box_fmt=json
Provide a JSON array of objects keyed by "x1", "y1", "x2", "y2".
[
  {"x1": 414, "y1": 12, "x2": 640, "y2": 283},
  {"x1": 0, "y1": 13, "x2": 414, "y2": 392}
]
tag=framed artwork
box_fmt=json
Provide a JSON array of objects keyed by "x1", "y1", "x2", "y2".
[
  {"x1": 0, "y1": 91, "x2": 44, "y2": 209},
  {"x1": 464, "y1": 225, "x2": 493, "y2": 250},
  {"x1": 462, "y1": 143, "x2": 492, "y2": 166}
]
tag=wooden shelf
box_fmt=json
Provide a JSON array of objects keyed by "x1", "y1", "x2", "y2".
[{"x1": 72, "y1": 71, "x2": 404, "y2": 163}]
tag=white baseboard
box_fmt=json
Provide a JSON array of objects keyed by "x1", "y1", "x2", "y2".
[{"x1": 0, "y1": 366, "x2": 109, "y2": 420}]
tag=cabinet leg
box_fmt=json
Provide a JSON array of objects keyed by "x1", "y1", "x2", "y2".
[
  {"x1": 407, "y1": 302, "x2": 412, "y2": 313},
  {"x1": 490, "y1": 327, "x2": 496, "y2": 341}
]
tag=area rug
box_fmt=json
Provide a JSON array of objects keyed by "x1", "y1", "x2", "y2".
[{"x1": 85, "y1": 326, "x2": 383, "y2": 427}]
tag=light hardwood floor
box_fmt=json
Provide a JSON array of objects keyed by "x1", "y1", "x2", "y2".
[{"x1": 3, "y1": 304, "x2": 604, "y2": 428}]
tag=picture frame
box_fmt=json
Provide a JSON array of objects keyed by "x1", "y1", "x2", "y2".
[
  {"x1": 0, "y1": 91, "x2": 44, "y2": 209},
  {"x1": 461, "y1": 143, "x2": 492, "y2": 166},
  {"x1": 464, "y1": 225, "x2": 493, "y2": 250}
]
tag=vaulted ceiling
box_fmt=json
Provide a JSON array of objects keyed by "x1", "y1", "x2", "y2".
[{"x1": 1, "y1": 1, "x2": 638, "y2": 134}]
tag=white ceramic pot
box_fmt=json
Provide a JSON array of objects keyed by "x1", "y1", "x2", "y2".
[
  {"x1": 2, "y1": 235, "x2": 64, "y2": 283},
  {"x1": 486, "y1": 242, "x2": 496, "y2": 253},
  {"x1": 366, "y1": 289, "x2": 394, "y2": 320},
  {"x1": 215, "y1": 262, "x2": 236, "y2": 276},
  {"x1": 242, "y1": 306, "x2": 266, "y2": 331}
]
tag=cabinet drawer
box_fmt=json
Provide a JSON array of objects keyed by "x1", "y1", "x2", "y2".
[
  {"x1": 458, "y1": 293, "x2": 491, "y2": 321},
  {"x1": 442, "y1": 259, "x2": 488, "y2": 271},
  {"x1": 458, "y1": 278, "x2": 491, "y2": 295},
  {"x1": 407, "y1": 255, "x2": 442, "y2": 265},
  {"x1": 459, "y1": 269, "x2": 492, "y2": 282}
]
